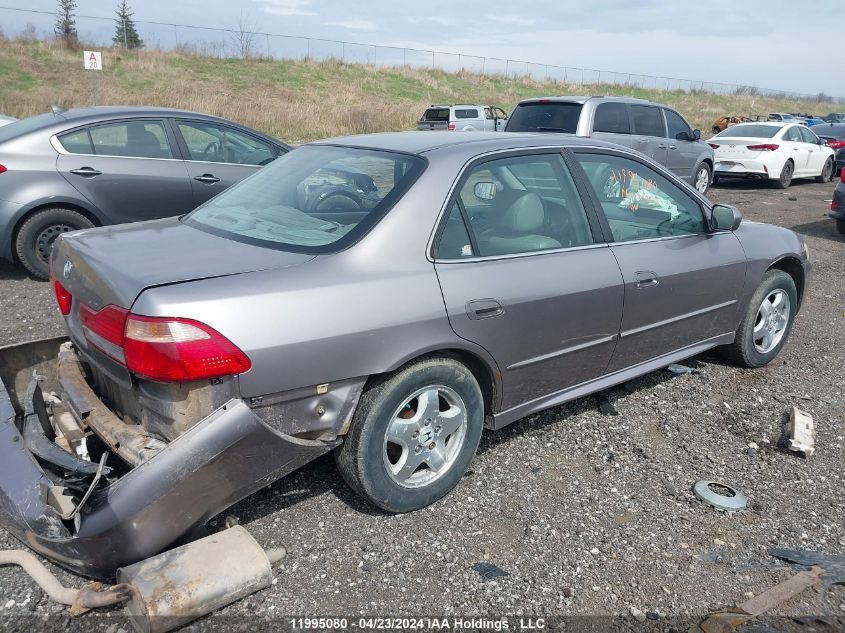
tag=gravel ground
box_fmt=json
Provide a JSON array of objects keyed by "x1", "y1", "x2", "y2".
[{"x1": 0, "y1": 179, "x2": 842, "y2": 632}]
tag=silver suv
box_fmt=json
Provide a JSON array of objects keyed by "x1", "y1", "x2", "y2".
[
  {"x1": 417, "y1": 104, "x2": 508, "y2": 132},
  {"x1": 506, "y1": 96, "x2": 714, "y2": 193}
]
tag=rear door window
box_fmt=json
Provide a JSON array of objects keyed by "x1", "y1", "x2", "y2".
[
  {"x1": 88, "y1": 120, "x2": 173, "y2": 158},
  {"x1": 593, "y1": 103, "x2": 630, "y2": 134},
  {"x1": 664, "y1": 109, "x2": 692, "y2": 140},
  {"x1": 630, "y1": 105, "x2": 665, "y2": 137},
  {"x1": 455, "y1": 109, "x2": 480, "y2": 119},
  {"x1": 783, "y1": 127, "x2": 802, "y2": 142},
  {"x1": 505, "y1": 102, "x2": 583, "y2": 133}
]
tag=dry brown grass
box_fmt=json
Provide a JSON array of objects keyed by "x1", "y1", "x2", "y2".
[{"x1": 0, "y1": 37, "x2": 837, "y2": 142}]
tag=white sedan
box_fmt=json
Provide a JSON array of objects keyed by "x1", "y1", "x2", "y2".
[{"x1": 710, "y1": 122, "x2": 835, "y2": 188}]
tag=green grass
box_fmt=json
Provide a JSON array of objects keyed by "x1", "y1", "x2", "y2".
[{"x1": 0, "y1": 36, "x2": 837, "y2": 143}]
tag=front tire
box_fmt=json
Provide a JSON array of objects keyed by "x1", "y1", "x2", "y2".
[
  {"x1": 815, "y1": 157, "x2": 834, "y2": 183},
  {"x1": 336, "y1": 357, "x2": 484, "y2": 513},
  {"x1": 772, "y1": 160, "x2": 793, "y2": 189},
  {"x1": 720, "y1": 270, "x2": 797, "y2": 368},
  {"x1": 14, "y1": 208, "x2": 94, "y2": 280},
  {"x1": 694, "y1": 163, "x2": 712, "y2": 194}
]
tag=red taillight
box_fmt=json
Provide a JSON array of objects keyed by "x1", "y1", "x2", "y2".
[
  {"x1": 826, "y1": 139, "x2": 845, "y2": 149},
  {"x1": 447, "y1": 123, "x2": 456, "y2": 131},
  {"x1": 708, "y1": 143, "x2": 720, "y2": 149},
  {"x1": 78, "y1": 305, "x2": 250, "y2": 382},
  {"x1": 123, "y1": 315, "x2": 251, "y2": 382},
  {"x1": 841, "y1": 166, "x2": 845, "y2": 183},
  {"x1": 52, "y1": 279, "x2": 72, "y2": 315},
  {"x1": 747, "y1": 144, "x2": 779, "y2": 151},
  {"x1": 0, "y1": 164, "x2": 7, "y2": 175},
  {"x1": 80, "y1": 303, "x2": 129, "y2": 354}
]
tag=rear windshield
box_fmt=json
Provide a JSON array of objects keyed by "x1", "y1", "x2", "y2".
[
  {"x1": 184, "y1": 145, "x2": 426, "y2": 253},
  {"x1": 422, "y1": 108, "x2": 450, "y2": 122},
  {"x1": 814, "y1": 124, "x2": 845, "y2": 139},
  {"x1": 715, "y1": 124, "x2": 779, "y2": 138},
  {"x1": 0, "y1": 113, "x2": 61, "y2": 144},
  {"x1": 505, "y1": 102, "x2": 583, "y2": 133}
]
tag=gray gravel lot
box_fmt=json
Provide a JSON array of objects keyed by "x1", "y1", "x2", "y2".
[{"x1": 0, "y1": 179, "x2": 842, "y2": 631}]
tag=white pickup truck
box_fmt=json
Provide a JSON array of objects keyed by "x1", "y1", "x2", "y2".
[{"x1": 417, "y1": 104, "x2": 509, "y2": 131}]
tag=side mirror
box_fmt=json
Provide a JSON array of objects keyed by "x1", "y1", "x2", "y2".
[
  {"x1": 473, "y1": 181, "x2": 498, "y2": 201},
  {"x1": 692, "y1": 129, "x2": 701, "y2": 141},
  {"x1": 711, "y1": 204, "x2": 742, "y2": 231}
]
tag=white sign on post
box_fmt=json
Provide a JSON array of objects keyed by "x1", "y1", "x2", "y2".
[{"x1": 83, "y1": 51, "x2": 102, "y2": 70}]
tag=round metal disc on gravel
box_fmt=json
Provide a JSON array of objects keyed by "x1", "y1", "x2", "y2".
[{"x1": 693, "y1": 480, "x2": 748, "y2": 512}]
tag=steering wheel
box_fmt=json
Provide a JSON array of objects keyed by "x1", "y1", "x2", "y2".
[{"x1": 202, "y1": 141, "x2": 221, "y2": 161}]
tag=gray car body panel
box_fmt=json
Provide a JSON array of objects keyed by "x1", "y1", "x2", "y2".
[
  {"x1": 0, "y1": 132, "x2": 810, "y2": 576},
  {"x1": 0, "y1": 107, "x2": 289, "y2": 262}
]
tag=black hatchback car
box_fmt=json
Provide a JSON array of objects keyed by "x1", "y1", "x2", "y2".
[{"x1": 0, "y1": 107, "x2": 290, "y2": 278}]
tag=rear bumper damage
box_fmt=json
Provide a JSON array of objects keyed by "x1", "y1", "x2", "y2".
[{"x1": 0, "y1": 338, "x2": 338, "y2": 578}]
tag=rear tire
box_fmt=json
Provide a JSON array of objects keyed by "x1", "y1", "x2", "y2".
[
  {"x1": 837, "y1": 219, "x2": 845, "y2": 235},
  {"x1": 335, "y1": 357, "x2": 483, "y2": 513},
  {"x1": 719, "y1": 270, "x2": 797, "y2": 368},
  {"x1": 772, "y1": 160, "x2": 793, "y2": 189},
  {"x1": 815, "y1": 157, "x2": 834, "y2": 183},
  {"x1": 14, "y1": 208, "x2": 94, "y2": 280}
]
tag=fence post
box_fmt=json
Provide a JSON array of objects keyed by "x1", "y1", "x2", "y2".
[
  {"x1": 306, "y1": 38, "x2": 310, "y2": 60},
  {"x1": 373, "y1": 45, "x2": 377, "y2": 67},
  {"x1": 173, "y1": 24, "x2": 178, "y2": 48},
  {"x1": 482, "y1": 57, "x2": 486, "y2": 74},
  {"x1": 403, "y1": 48, "x2": 406, "y2": 67},
  {"x1": 123, "y1": 19, "x2": 127, "y2": 48},
  {"x1": 505, "y1": 59, "x2": 509, "y2": 76},
  {"x1": 432, "y1": 51, "x2": 435, "y2": 69},
  {"x1": 342, "y1": 41, "x2": 345, "y2": 62}
]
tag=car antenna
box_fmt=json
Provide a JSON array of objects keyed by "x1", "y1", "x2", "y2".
[{"x1": 51, "y1": 105, "x2": 67, "y2": 116}]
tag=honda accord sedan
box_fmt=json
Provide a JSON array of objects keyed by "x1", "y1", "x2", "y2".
[
  {"x1": 0, "y1": 106, "x2": 290, "y2": 279},
  {"x1": 0, "y1": 132, "x2": 809, "y2": 577}
]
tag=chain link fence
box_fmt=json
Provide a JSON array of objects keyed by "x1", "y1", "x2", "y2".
[{"x1": 1, "y1": 5, "x2": 840, "y2": 103}]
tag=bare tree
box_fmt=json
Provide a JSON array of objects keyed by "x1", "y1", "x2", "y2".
[
  {"x1": 55, "y1": 0, "x2": 78, "y2": 47},
  {"x1": 231, "y1": 12, "x2": 256, "y2": 60}
]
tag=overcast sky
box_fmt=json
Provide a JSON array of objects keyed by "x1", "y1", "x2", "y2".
[{"x1": 6, "y1": 0, "x2": 841, "y2": 97}]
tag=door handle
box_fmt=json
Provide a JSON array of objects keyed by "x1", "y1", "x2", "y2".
[
  {"x1": 69, "y1": 167, "x2": 102, "y2": 177},
  {"x1": 466, "y1": 299, "x2": 503, "y2": 320},
  {"x1": 194, "y1": 174, "x2": 220, "y2": 184},
  {"x1": 634, "y1": 271, "x2": 659, "y2": 288},
  {"x1": 668, "y1": 145, "x2": 677, "y2": 150},
  {"x1": 657, "y1": 144, "x2": 667, "y2": 149}
]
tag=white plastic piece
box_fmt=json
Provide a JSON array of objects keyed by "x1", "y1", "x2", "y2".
[{"x1": 788, "y1": 406, "x2": 815, "y2": 456}]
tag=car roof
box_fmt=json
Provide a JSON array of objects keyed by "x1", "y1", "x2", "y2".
[
  {"x1": 310, "y1": 131, "x2": 628, "y2": 156},
  {"x1": 0, "y1": 106, "x2": 286, "y2": 147},
  {"x1": 515, "y1": 95, "x2": 656, "y2": 106}
]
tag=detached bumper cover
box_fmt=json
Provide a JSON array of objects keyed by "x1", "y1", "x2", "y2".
[{"x1": 0, "y1": 339, "x2": 337, "y2": 578}]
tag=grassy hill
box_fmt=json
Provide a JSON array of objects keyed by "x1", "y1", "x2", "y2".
[{"x1": 0, "y1": 37, "x2": 836, "y2": 143}]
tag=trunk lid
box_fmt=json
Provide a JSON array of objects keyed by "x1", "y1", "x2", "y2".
[
  {"x1": 712, "y1": 137, "x2": 777, "y2": 159},
  {"x1": 52, "y1": 216, "x2": 314, "y2": 311}
]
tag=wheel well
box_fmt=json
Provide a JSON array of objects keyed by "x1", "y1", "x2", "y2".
[
  {"x1": 11, "y1": 203, "x2": 101, "y2": 263},
  {"x1": 367, "y1": 350, "x2": 499, "y2": 418},
  {"x1": 769, "y1": 257, "x2": 805, "y2": 308}
]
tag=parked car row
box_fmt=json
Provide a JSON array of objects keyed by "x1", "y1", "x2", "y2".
[{"x1": 0, "y1": 107, "x2": 290, "y2": 278}]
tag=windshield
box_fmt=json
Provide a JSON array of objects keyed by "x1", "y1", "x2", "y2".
[
  {"x1": 716, "y1": 124, "x2": 779, "y2": 138},
  {"x1": 505, "y1": 102, "x2": 583, "y2": 133},
  {"x1": 184, "y1": 145, "x2": 426, "y2": 253}
]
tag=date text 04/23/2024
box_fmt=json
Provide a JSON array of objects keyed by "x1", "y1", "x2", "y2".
[{"x1": 289, "y1": 617, "x2": 547, "y2": 630}]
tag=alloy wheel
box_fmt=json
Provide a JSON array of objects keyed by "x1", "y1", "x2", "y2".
[
  {"x1": 753, "y1": 289, "x2": 790, "y2": 354},
  {"x1": 382, "y1": 385, "x2": 467, "y2": 489}
]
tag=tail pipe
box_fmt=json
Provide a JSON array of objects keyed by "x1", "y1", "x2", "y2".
[{"x1": 1, "y1": 526, "x2": 285, "y2": 632}]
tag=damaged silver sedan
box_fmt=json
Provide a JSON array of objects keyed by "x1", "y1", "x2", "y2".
[{"x1": 0, "y1": 132, "x2": 809, "y2": 577}]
